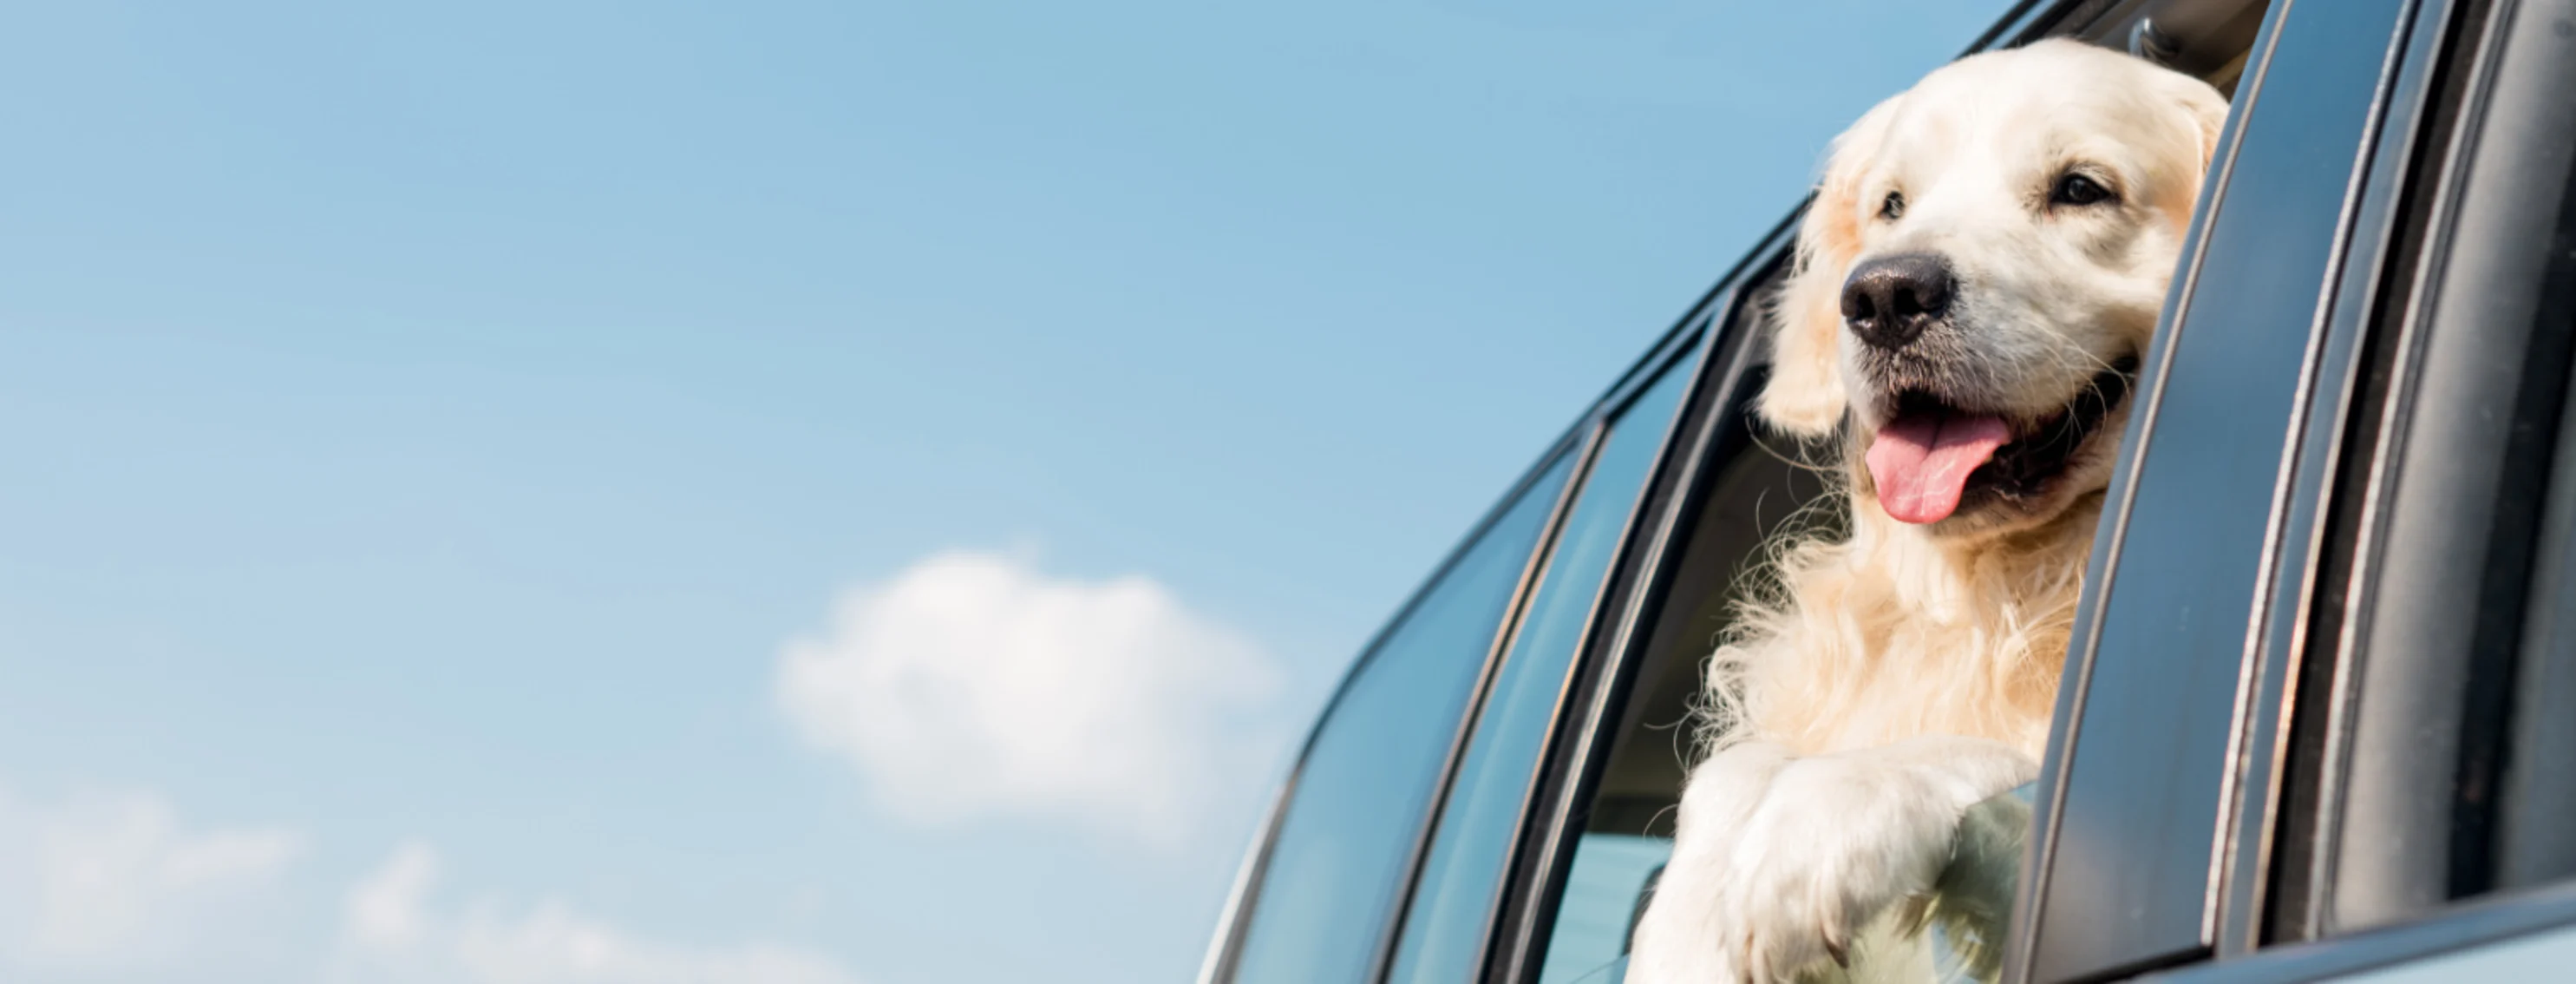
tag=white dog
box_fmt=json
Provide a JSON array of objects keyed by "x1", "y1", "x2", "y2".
[{"x1": 1626, "y1": 40, "x2": 2227, "y2": 983}]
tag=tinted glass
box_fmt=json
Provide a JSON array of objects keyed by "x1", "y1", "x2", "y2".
[
  {"x1": 1853, "y1": 783, "x2": 2035, "y2": 984},
  {"x1": 1229, "y1": 449, "x2": 1579, "y2": 984},
  {"x1": 1390, "y1": 364, "x2": 1691, "y2": 983}
]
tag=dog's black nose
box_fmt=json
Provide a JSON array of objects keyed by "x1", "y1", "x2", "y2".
[{"x1": 1840, "y1": 253, "x2": 1955, "y2": 351}]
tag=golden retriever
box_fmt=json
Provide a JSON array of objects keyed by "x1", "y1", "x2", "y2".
[{"x1": 1627, "y1": 39, "x2": 2227, "y2": 983}]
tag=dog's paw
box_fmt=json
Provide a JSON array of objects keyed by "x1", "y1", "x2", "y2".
[
  {"x1": 1633, "y1": 737, "x2": 2035, "y2": 983},
  {"x1": 1722, "y1": 736, "x2": 2036, "y2": 981},
  {"x1": 1627, "y1": 742, "x2": 1794, "y2": 984}
]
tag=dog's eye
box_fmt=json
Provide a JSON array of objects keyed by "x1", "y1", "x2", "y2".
[
  {"x1": 1880, "y1": 191, "x2": 1906, "y2": 220},
  {"x1": 2050, "y1": 173, "x2": 2115, "y2": 207}
]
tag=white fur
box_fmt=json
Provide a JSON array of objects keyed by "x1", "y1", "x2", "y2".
[{"x1": 1627, "y1": 41, "x2": 2227, "y2": 984}]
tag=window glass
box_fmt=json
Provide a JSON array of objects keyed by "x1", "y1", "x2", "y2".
[
  {"x1": 1389, "y1": 362, "x2": 1691, "y2": 983},
  {"x1": 1229, "y1": 449, "x2": 1578, "y2": 984},
  {"x1": 1539, "y1": 833, "x2": 1671, "y2": 984},
  {"x1": 1523, "y1": 393, "x2": 1831, "y2": 983}
]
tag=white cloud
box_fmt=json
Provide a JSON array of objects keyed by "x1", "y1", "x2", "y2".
[
  {"x1": 348, "y1": 841, "x2": 441, "y2": 951},
  {"x1": 775, "y1": 549, "x2": 1285, "y2": 841},
  {"x1": 335, "y1": 841, "x2": 859, "y2": 984},
  {"x1": 0, "y1": 784, "x2": 302, "y2": 972}
]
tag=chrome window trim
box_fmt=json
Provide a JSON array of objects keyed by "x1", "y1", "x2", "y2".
[{"x1": 1195, "y1": 771, "x2": 1292, "y2": 984}]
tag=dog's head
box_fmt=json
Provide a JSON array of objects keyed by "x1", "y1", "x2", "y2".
[{"x1": 1762, "y1": 39, "x2": 2228, "y2": 538}]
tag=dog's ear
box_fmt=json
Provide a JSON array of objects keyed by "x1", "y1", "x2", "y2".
[
  {"x1": 2147, "y1": 73, "x2": 2232, "y2": 238},
  {"x1": 2168, "y1": 72, "x2": 2232, "y2": 180},
  {"x1": 1758, "y1": 95, "x2": 1900, "y2": 437}
]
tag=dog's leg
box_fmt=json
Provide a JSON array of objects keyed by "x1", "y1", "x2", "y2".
[
  {"x1": 1628, "y1": 740, "x2": 1795, "y2": 984},
  {"x1": 1631, "y1": 737, "x2": 2037, "y2": 984}
]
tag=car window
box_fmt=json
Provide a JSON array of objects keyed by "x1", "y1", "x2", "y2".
[
  {"x1": 1526, "y1": 354, "x2": 1835, "y2": 984},
  {"x1": 1518, "y1": 379, "x2": 2049, "y2": 984},
  {"x1": 1492, "y1": 7, "x2": 2291, "y2": 980},
  {"x1": 1226, "y1": 449, "x2": 1578, "y2": 984},
  {"x1": 1388, "y1": 358, "x2": 1693, "y2": 984}
]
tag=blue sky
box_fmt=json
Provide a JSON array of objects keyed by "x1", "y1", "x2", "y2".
[{"x1": 0, "y1": 2, "x2": 2001, "y2": 981}]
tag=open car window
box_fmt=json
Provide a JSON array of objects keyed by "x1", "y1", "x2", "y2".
[{"x1": 1487, "y1": 3, "x2": 2286, "y2": 982}]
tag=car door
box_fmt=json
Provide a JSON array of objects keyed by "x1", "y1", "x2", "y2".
[
  {"x1": 2006, "y1": 0, "x2": 2451, "y2": 975},
  {"x1": 2101, "y1": 0, "x2": 2576, "y2": 977}
]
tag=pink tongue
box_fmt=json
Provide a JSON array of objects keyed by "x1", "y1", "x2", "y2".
[{"x1": 1867, "y1": 412, "x2": 2012, "y2": 524}]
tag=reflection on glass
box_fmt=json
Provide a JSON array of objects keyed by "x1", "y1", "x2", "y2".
[
  {"x1": 1228, "y1": 451, "x2": 1578, "y2": 984},
  {"x1": 1914, "y1": 781, "x2": 2036, "y2": 984},
  {"x1": 1540, "y1": 833, "x2": 1669, "y2": 983},
  {"x1": 1390, "y1": 364, "x2": 1693, "y2": 983}
]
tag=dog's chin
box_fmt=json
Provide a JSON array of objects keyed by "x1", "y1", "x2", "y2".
[{"x1": 1865, "y1": 356, "x2": 2140, "y2": 540}]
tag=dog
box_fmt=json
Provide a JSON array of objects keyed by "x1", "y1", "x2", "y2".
[{"x1": 1625, "y1": 39, "x2": 2228, "y2": 983}]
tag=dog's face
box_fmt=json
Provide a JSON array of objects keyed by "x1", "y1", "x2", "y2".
[{"x1": 1762, "y1": 40, "x2": 2229, "y2": 538}]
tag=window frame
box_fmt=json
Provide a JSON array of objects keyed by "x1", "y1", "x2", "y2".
[
  {"x1": 1198, "y1": 272, "x2": 1718, "y2": 984},
  {"x1": 2135, "y1": 0, "x2": 2576, "y2": 977},
  {"x1": 1997, "y1": 0, "x2": 2449, "y2": 979},
  {"x1": 1196, "y1": 422, "x2": 1589, "y2": 984},
  {"x1": 1383, "y1": 301, "x2": 1723, "y2": 982},
  {"x1": 1481, "y1": 225, "x2": 1789, "y2": 984}
]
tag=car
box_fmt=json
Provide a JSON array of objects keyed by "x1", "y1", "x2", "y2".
[{"x1": 1192, "y1": 0, "x2": 2576, "y2": 981}]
